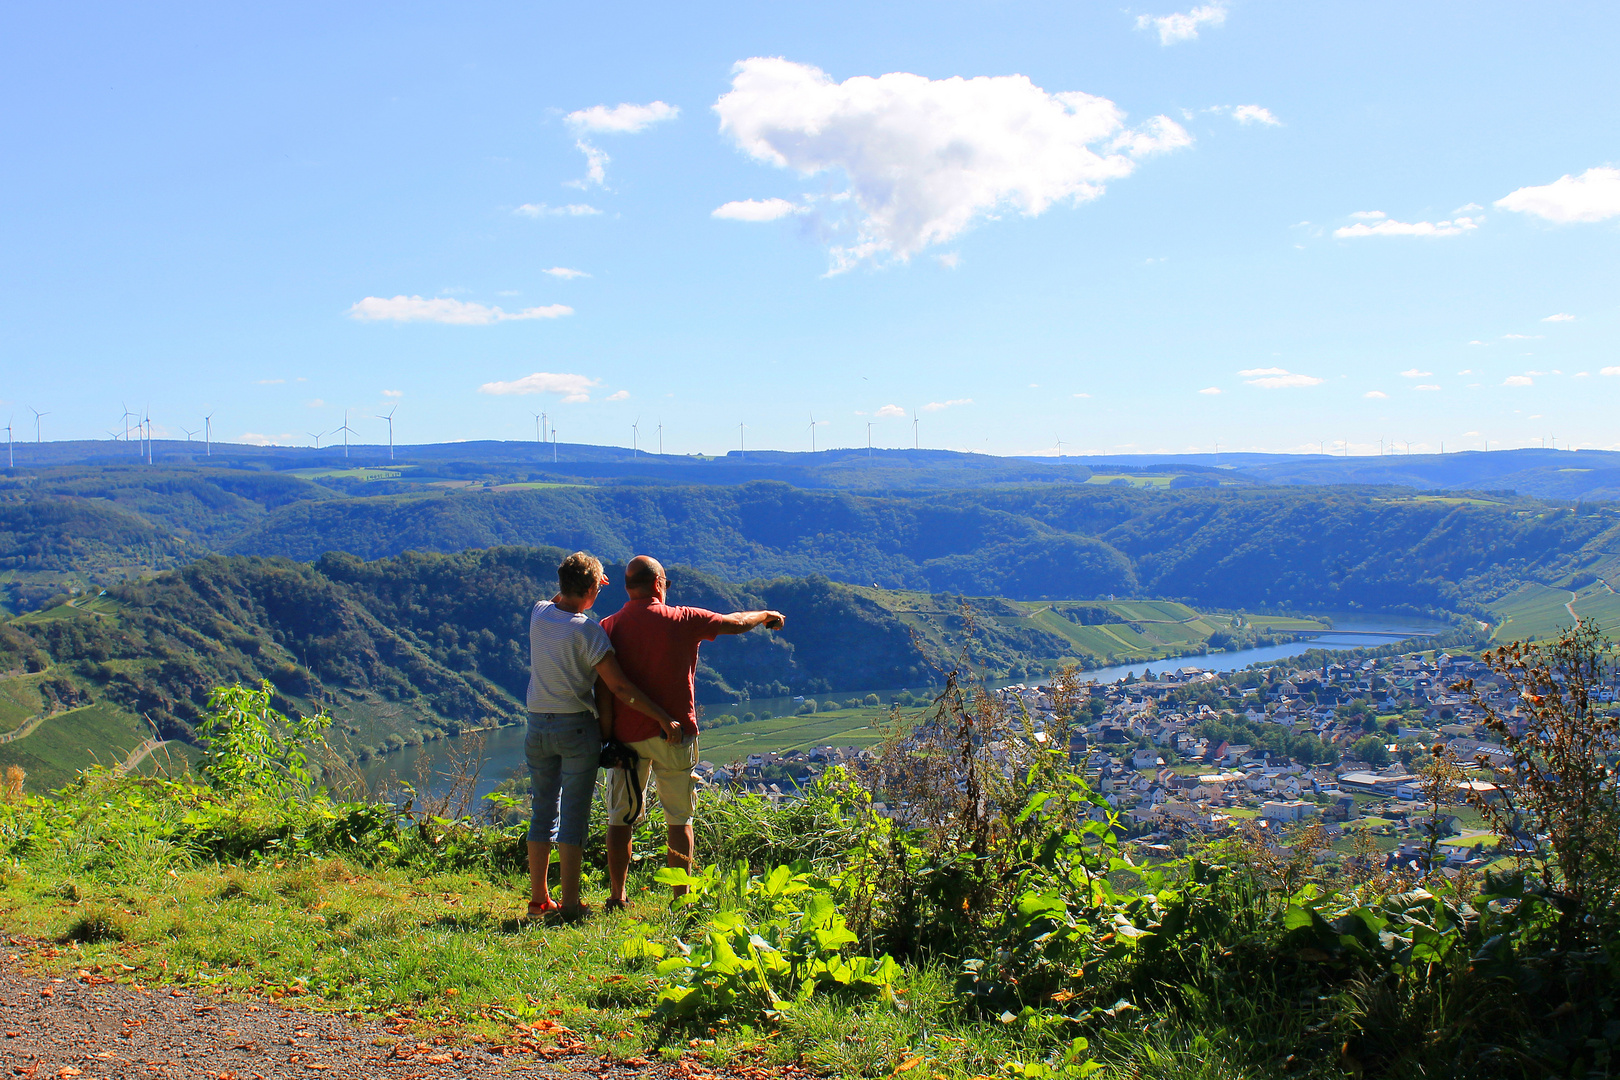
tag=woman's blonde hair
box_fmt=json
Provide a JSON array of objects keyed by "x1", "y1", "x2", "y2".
[{"x1": 557, "y1": 551, "x2": 605, "y2": 597}]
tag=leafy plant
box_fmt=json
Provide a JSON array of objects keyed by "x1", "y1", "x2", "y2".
[{"x1": 195, "y1": 681, "x2": 331, "y2": 796}]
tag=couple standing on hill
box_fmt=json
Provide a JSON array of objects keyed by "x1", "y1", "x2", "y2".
[{"x1": 523, "y1": 551, "x2": 785, "y2": 917}]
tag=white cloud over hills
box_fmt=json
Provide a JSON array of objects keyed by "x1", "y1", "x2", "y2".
[
  {"x1": 478, "y1": 372, "x2": 600, "y2": 401},
  {"x1": 713, "y1": 57, "x2": 1190, "y2": 271},
  {"x1": 347, "y1": 296, "x2": 572, "y2": 325}
]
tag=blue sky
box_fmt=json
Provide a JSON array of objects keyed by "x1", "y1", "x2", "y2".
[{"x1": 4, "y1": 1, "x2": 1618, "y2": 456}]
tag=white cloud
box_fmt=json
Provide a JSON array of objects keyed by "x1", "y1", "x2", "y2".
[
  {"x1": 936, "y1": 252, "x2": 961, "y2": 269},
  {"x1": 1574, "y1": 371, "x2": 1591, "y2": 378},
  {"x1": 1542, "y1": 312, "x2": 1575, "y2": 322},
  {"x1": 1503, "y1": 333, "x2": 1542, "y2": 340},
  {"x1": 515, "y1": 203, "x2": 601, "y2": 217},
  {"x1": 1503, "y1": 375, "x2": 1533, "y2": 387},
  {"x1": 566, "y1": 101, "x2": 680, "y2": 134},
  {"x1": 1136, "y1": 2, "x2": 1227, "y2": 44},
  {"x1": 1239, "y1": 367, "x2": 1323, "y2": 389},
  {"x1": 1074, "y1": 392, "x2": 1092, "y2": 398},
  {"x1": 382, "y1": 389, "x2": 403, "y2": 398},
  {"x1": 1334, "y1": 215, "x2": 1480, "y2": 238},
  {"x1": 562, "y1": 102, "x2": 680, "y2": 188},
  {"x1": 1400, "y1": 368, "x2": 1432, "y2": 378},
  {"x1": 875, "y1": 404, "x2": 906, "y2": 418},
  {"x1": 1464, "y1": 431, "x2": 1481, "y2": 436},
  {"x1": 543, "y1": 267, "x2": 591, "y2": 279},
  {"x1": 712, "y1": 197, "x2": 803, "y2": 222},
  {"x1": 478, "y1": 372, "x2": 600, "y2": 402},
  {"x1": 1453, "y1": 202, "x2": 1484, "y2": 214},
  {"x1": 306, "y1": 398, "x2": 325, "y2": 408},
  {"x1": 921, "y1": 398, "x2": 971, "y2": 411},
  {"x1": 1414, "y1": 384, "x2": 1441, "y2": 391},
  {"x1": 257, "y1": 378, "x2": 284, "y2": 385},
  {"x1": 1230, "y1": 105, "x2": 1281, "y2": 126},
  {"x1": 1198, "y1": 387, "x2": 1222, "y2": 395},
  {"x1": 1601, "y1": 367, "x2": 1620, "y2": 377},
  {"x1": 606, "y1": 390, "x2": 630, "y2": 401},
  {"x1": 1457, "y1": 369, "x2": 1474, "y2": 375},
  {"x1": 713, "y1": 57, "x2": 1189, "y2": 270},
  {"x1": 347, "y1": 296, "x2": 572, "y2": 325},
  {"x1": 239, "y1": 432, "x2": 294, "y2": 446},
  {"x1": 1495, "y1": 166, "x2": 1620, "y2": 224},
  {"x1": 1467, "y1": 340, "x2": 1487, "y2": 346},
  {"x1": 1363, "y1": 390, "x2": 1388, "y2": 399}
]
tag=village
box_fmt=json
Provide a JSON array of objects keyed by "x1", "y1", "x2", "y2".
[{"x1": 700, "y1": 650, "x2": 1558, "y2": 874}]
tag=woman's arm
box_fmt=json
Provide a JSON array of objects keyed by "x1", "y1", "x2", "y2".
[
  {"x1": 595, "y1": 676, "x2": 615, "y2": 741},
  {"x1": 594, "y1": 652, "x2": 685, "y2": 742}
]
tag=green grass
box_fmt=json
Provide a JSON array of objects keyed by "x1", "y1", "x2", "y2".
[
  {"x1": 0, "y1": 701, "x2": 150, "y2": 791},
  {"x1": 1490, "y1": 583, "x2": 1580, "y2": 641},
  {"x1": 287, "y1": 467, "x2": 408, "y2": 481},
  {"x1": 1083, "y1": 473, "x2": 1175, "y2": 487},
  {"x1": 0, "y1": 831, "x2": 1052, "y2": 1079},
  {"x1": 698, "y1": 707, "x2": 897, "y2": 759},
  {"x1": 0, "y1": 672, "x2": 48, "y2": 735}
]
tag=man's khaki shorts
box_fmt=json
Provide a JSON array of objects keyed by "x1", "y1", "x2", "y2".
[{"x1": 604, "y1": 735, "x2": 698, "y2": 827}]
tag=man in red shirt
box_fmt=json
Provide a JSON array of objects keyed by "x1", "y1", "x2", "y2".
[{"x1": 600, "y1": 555, "x2": 785, "y2": 906}]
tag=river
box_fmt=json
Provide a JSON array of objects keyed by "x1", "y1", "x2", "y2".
[{"x1": 356, "y1": 613, "x2": 1447, "y2": 804}]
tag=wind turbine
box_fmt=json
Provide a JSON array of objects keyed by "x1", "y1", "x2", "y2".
[
  {"x1": 632, "y1": 417, "x2": 640, "y2": 457},
  {"x1": 376, "y1": 406, "x2": 397, "y2": 461},
  {"x1": 866, "y1": 421, "x2": 873, "y2": 458},
  {"x1": 334, "y1": 409, "x2": 356, "y2": 459},
  {"x1": 143, "y1": 406, "x2": 153, "y2": 464},
  {"x1": 808, "y1": 412, "x2": 817, "y2": 453},
  {"x1": 1055, "y1": 437, "x2": 1064, "y2": 458},
  {"x1": 4, "y1": 417, "x2": 11, "y2": 468},
  {"x1": 532, "y1": 412, "x2": 544, "y2": 443},
  {"x1": 308, "y1": 430, "x2": 326, "y2": 449},
  {"x1": 656, "y1": 420, "x2": 663, "y2": 456},
  {"x1": 912, "y1": 411, "x2": 919, "y2": 450},
  {"x1": 30, "y1": 407, "x2": 48, "y2": 444},
  {"x1": 182, "y1": 427, "x2": 198, "y2": 442},
  {"x1": 552, "y1": 426, "x2": 558, "y2": 463},
  {"x1": 204, "y1": 413, "x2": 213, "y2": 456},
  {"x1": 739, "y1": 421, "x2": 746, "y2": 460}
]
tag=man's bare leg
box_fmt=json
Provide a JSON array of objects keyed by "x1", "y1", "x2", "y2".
[
  {"x1": 666, "y1": 824, "x2": 694, "y2": 897},
  {"x1": 607, "y1": 824, "x2": 633, "y2": 904},
  {"x1": 557, "y1": 842, "x2": 584, "y2": 911}
]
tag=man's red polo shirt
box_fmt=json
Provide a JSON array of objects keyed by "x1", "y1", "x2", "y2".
[{"x1": 601, "y1": 597, "x2": 727, "y2": 743}]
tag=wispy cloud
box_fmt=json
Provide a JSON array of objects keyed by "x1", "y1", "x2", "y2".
[
  {"x1": 606, "y1": 390, "x2": 629, "y2": 401},
  {"x1": 257, "y1": 378, "x2": 284, "y2": 385},
  {"x1": 239, "y1": 432, "x2": 295, "y2": 446},
  {"x1": 1503, "y1": 375, "x2": 1533, "y2": 387},
  {"x1": 1542, "y1": 312, "x2": 1575, "y2": 322},
  {"x1": 515, "y1": 203, "x2": 601, "y2": 218},
  {"x1": 1230, "y1": 105, "x2": 1280, "y2": 126},
  {"x1": 1414, "y1": 384, "x2": 1441, "y2": 391},
  {"x1": 1364, "y1": 390, "x2": 1388, "y2": 399},
  {"x1": 543, "y1": 267, "x2": 591, "y2": 279},
  {"x1": 712, "y1": 197, "x2": 803, "y2": 222},
  {"x1": 1239, "y1": 367, "x2": 1323, "y2": 389},
  {"x1": 1335, "y1": 212, "x2": 1480, "y2": 238},
  {"x1": 875, "y1": 404, "x2": 906, "y2": 418},
  {"x1": 1602, "y1": 367, "x2": 1620, "y2": 377},
  {"x1": 562, "y1": 101, "x2": 680, "y2": 188},
  {"x1": 1198, "y1": 387, "x2": 1221, "y2": 395},
  {"x1": 1503, "y1": 333, "x2": 1542, "y2": 340},
  {"x1": 1496, "y1": 166, "x2": 1620, "y2": 224},
  {"x1": 921, "y1": 399, "x2": 972, "y2": 411},
  {"x1": 1136, "y1": 2, "x2": 1227, "y2": 44},
  {"x1": 381, "y1": 389, "x2": 403, "y2": 398},
  {"x1": 1400, "y1": 368, "x2": 1432, "y2": 378},
  {"x1": 347, "y1": 296, "x2": 572, "y2": 325},
  {"x1": 477, "y1": 372, "x2": 600, "y2": 402}
]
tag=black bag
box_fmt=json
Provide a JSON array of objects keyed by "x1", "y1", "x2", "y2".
[{"x1": 599, "y1": 740, "x2": 644, "y2": 824}]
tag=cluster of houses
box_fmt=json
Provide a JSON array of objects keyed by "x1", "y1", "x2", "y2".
[{"x1": 701, "y1": 650, "x2": 1565, "y2": 874}]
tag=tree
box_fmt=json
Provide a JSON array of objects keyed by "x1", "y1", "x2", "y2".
[
  {"x1": 1350, "y1": 735, "x2": 1391, "y2": 767},
  {"x1": 196, "y1": 681, "x2": 331, "y2": 796}
]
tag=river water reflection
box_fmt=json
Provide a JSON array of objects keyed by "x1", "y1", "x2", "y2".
[{"x1": 358, "y1": 613, "x2": 1448, "y2": 804}]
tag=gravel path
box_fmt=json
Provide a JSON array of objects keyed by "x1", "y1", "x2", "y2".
[{"x1": 1, "y1": 938, "x2": 783, "y2": 1080}]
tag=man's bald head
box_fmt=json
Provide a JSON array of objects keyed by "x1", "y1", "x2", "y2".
[{"x1": 625, "y1": 555, "x2": 666, "y2": 598}]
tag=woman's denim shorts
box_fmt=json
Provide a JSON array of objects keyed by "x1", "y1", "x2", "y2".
[{"x1": 526, "y1": 711, "x2": 600, "y2": 846}]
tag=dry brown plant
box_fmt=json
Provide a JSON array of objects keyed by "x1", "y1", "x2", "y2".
[
  {"x1": 1, "y1": 766, "x2": 24, "y2": 803},
  {"x1": 1452, "y1": 620, "x2": 1620, "y2": 944}
]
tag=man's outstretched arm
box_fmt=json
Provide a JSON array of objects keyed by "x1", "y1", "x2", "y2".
[{"x1": 715, "y1": 609, "x2": 785, "y2": 635}]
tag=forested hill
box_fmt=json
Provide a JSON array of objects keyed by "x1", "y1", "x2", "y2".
[
  {"x1": 5, "y1": 464, "x2": 1619, "y2": 619},
  {"x1": 222, "y1": 483, "x2": 1616, "y2": 616},
  {"x1": 5, "y1": 549, "x2": 948, "y2": 755}
]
